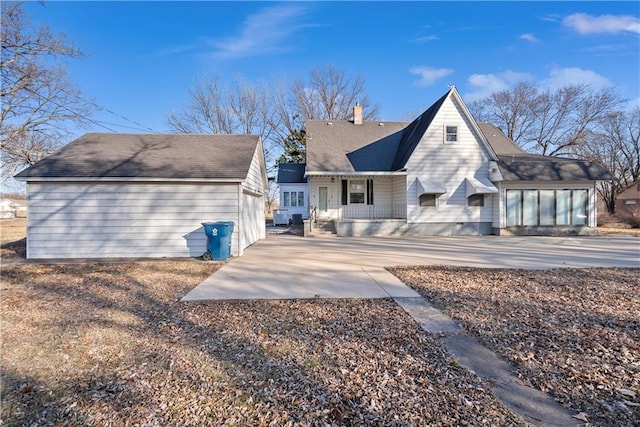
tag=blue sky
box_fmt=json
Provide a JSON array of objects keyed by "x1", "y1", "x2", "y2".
[{"x1": 26, "y1": 1, "x2": 640, "y2": 135}]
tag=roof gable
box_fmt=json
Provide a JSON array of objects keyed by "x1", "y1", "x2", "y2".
[
  {"x1": 391, "y1": 91, "x2": 448, "y2": 170},
  {"x1": 15, "y1": 133, "x2": 261, "y2": 181}
]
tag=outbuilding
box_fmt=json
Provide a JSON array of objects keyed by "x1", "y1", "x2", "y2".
[{"x1": 15, "y1": 133, "x2": 268, "y2": 259}]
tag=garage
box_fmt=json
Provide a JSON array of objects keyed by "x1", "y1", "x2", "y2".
[{"x1": 15, "y1": 133, "x2": 268, "y2": 259}]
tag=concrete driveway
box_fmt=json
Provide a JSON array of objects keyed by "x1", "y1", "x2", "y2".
[{"x1": 182, "y1": 234, "x2": 639, "y2": 301}]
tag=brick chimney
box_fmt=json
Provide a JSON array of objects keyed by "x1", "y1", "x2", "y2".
[{"x1": 353, "y1": 103, "x2": 363, "y2": 125}]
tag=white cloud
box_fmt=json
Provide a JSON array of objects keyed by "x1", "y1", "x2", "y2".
[
  {"x1": 409, "y1": 66, "x2": 454, "y2": 86},
  {"x1": 519, "y1": 33, "x2": 539, "y2": 43},
  {"x1": 563, "y1": 13, "x2": 640, "y2": 35},
  {"x1": 540, "y1": 67, "x2": 612, "y2": 90},
  {"x1": 413, "y1": 35, "x2": 439, "y2": 43},
  {"x1": 464, "y1": 70, "x2": 532, "y2": 101},
  {"x1": 209, "y1": 5, "x2": 312, "y2": 59}
]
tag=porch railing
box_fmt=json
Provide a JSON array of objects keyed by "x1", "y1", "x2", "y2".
[{"x1": 340, "y1": 204, "x2": 406, "y2": 220}]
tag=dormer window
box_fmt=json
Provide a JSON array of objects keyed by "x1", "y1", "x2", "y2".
[{"x1": 445, "y1": 125, "x2": 458, "y2": 144}]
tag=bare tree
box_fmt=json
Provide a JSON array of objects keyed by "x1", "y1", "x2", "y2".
[
  {"x1": 272, "y1": 65, "x2": 380, "y2": 163},
  {"x1": 168, "y1": 66, "x2": 381, "y2": 167},
  {"x1": 167, "y1": 75, "x2": 274, "y2": 136},
  {"x1": 1, "y1": 2, "x2": 95, "y2": 179},
  {"x1": 581, "y1": 107, "x2": 640, "y2": 213},
  {"x1": 290, "y1": 65, "x2": 379, "y2": 122},
  {"x1": 471, "y1": 83, "x2": 624, "y2": 156}
]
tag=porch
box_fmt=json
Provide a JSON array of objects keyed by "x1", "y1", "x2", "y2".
[
  {"x1": 340, "y1": 203, "x2": 407, "y2": 220},
  {"x1": 308, "y1": 173, "x2": 408, "y2": 221}
]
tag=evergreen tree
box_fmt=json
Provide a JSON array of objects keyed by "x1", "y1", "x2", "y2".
[{"x1": 278, "y1": 128, "x2": 306, "y2": 164}]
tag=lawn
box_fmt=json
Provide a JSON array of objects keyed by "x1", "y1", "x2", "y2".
[
  {"x1": 2, "y1": 219, "x2": 638, "y2": 425},
  {"x1": 1, "y1": 262, "x2": 522, "y2": 426},
  {"x1": 390, "y1": 266, "x2": 640, "y2": 426}
]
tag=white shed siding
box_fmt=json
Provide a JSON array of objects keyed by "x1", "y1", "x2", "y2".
[
  {"x1": 243, "y1": 143, "x2": 266, "y2": 195},
  {"x1": 26, "y1": 182, "x2": 241, "y2": 259},
  {"x1": 405, "y1": 96, "x2": 493, "y2": 224}
]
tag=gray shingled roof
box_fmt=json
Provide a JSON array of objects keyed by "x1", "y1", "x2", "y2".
[
  {"x1": 277, "y1": 162, "x2": 307, "y2": 183},
  {"x1": 476, "y1": 123, "x2": 524, "y2": 156},
  {"x1": 391, "y1": 91, "x2": 448, "y2": 170},
  {"x1": 15, "y1": 133, "x2": 261, "y2": 180},
  {"x1": 305, "y1": 121, "x2": 408, "y2": 172},
  {"x1": 305, "y1": 91, "x2": 453, "y2": 173},
  {"x1": 479, "y1": 123, "x2": 612, "y2": 181}
]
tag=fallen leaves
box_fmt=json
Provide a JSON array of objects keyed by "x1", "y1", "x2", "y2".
[
  {"x1": 1, "y1": 262, "x2": 525, "y2": 426},
  {"x1": 390, "y1": 266, "x2": 640, "y2": 426}
]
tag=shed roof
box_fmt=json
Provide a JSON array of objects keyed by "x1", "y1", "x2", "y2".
[
  {"x1": 15, "y1": 133, "x2": 261, "y2": 181},
  {"x1": 479, "y1": 123, "x2": 612, "y2": 181},
  {"x1": 276, "y1": 162, "x2": 307, "y2": 183}
]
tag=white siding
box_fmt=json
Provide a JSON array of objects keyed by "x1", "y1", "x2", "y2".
[
  {"x1": 278, "y1": 183, "x2": 310, "y2": 220},
  {"x1": 26, "y1": 182, "x2": 242, "y2": 259},
  {"x1": 405, "y1": 95, "x2": 494, "y2": 225},
  {"x1": 309, "y1": 175, "x2": 404, "y2": 219},
  {"x1": 243, "y1": 143, "x2": 266, "y2": 195},
  {"x1": 392, "y1": 176, "x2": 407, "y2": 207}
]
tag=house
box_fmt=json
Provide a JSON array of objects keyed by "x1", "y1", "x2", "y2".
[
  {"x1": 298, "y1": 87, "x2": 610, "y2": 236},
  {"x1": 0, "y1": 198, "x2": 26, "y2": 219},
  {"x1": 15, "y1": 133, "x2": 268, "y2": 259},
  {"x1": 275, "y1": 162, "x2": 309, "y2": 224},
  {"x1": 615, "y1": 181, "x2": 640, "y2": 217}
]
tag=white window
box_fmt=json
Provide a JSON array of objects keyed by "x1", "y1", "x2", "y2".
[
  {"x1": 419, "y1": 194, "x2": 437, "y2": 207},
  {"x1": 506, "y1": 189, "x2": 589, "y2": 226},
  {"x1": 468, "y1": 194, "x2": 484, "y2": 207},
  {"x1": 506, "y1": 191, "x2": 522, "y2": 226},
  {"x1": 350, "y1": 180, "x2": 365, "y2": 204},
  {"x1": 298, "y1": 192, "x2": 305, "y2": 207},
  {"x1": 572, "y1": 190, "x2": 587, "y2": 225},
  {"x1": 556, "y1": 190, "x2": 571, "y2": 225},
  {"x1": 283, "y1": 192, "x2": 290, "y2": 207},
  {"x1": 625, "y1": 200, "x2": 637, "y2": 205},
  {"x1": 539, "y1": 190, "x2": 555, "y2": 226},
  {"x1": 444, "y1": 125, "x2": 458, "y2": 144},
  {"x1": 522, "y1": 190, "x2": 538, "y2": 226}
]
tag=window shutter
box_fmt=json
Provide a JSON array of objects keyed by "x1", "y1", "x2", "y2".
[
  {"x1": 341, "y1": 180, "x2": 348, "y2": 205},
  {"x1": 367, "y1": 179, "x2": 374, "y2": 205}
]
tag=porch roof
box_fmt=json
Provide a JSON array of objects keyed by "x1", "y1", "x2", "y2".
[{"x1": 306, "y1": 171, "x2": 407, "y2": 177}]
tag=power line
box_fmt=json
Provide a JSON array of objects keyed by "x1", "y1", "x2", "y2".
[{"x1": 2, "y1": 75, "x2": 159, "y2": 133}]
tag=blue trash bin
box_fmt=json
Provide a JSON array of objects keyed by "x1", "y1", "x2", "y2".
[{"x1": 201, "y1": 221, "x2": 235, "y2": 260}]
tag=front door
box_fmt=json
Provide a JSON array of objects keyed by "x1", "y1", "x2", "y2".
[{"x1": 318, "y1": 186, "x2": 328, "y2": 217}]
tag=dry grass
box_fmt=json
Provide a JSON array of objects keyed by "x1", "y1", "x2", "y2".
[
  {"x1": 1, "y1": 262, "x2": 523, "y2": 426},
  {"x1": 390, "y1": 266, "x2": 640, "y2": 427},
  {"x1": 1, "y1": 218, "x2": 27, "y2": 259}
]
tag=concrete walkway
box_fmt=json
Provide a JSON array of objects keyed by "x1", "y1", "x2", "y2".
[
  {"x1": 394, "y1": 296, "x2": 580, "y2": 426},
  {"x1": 182, "y1": 233, "x2": 638, "y2": 425},
  {"x1": 183, "y1": 234, "x2": 638, "y2": 301}
]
